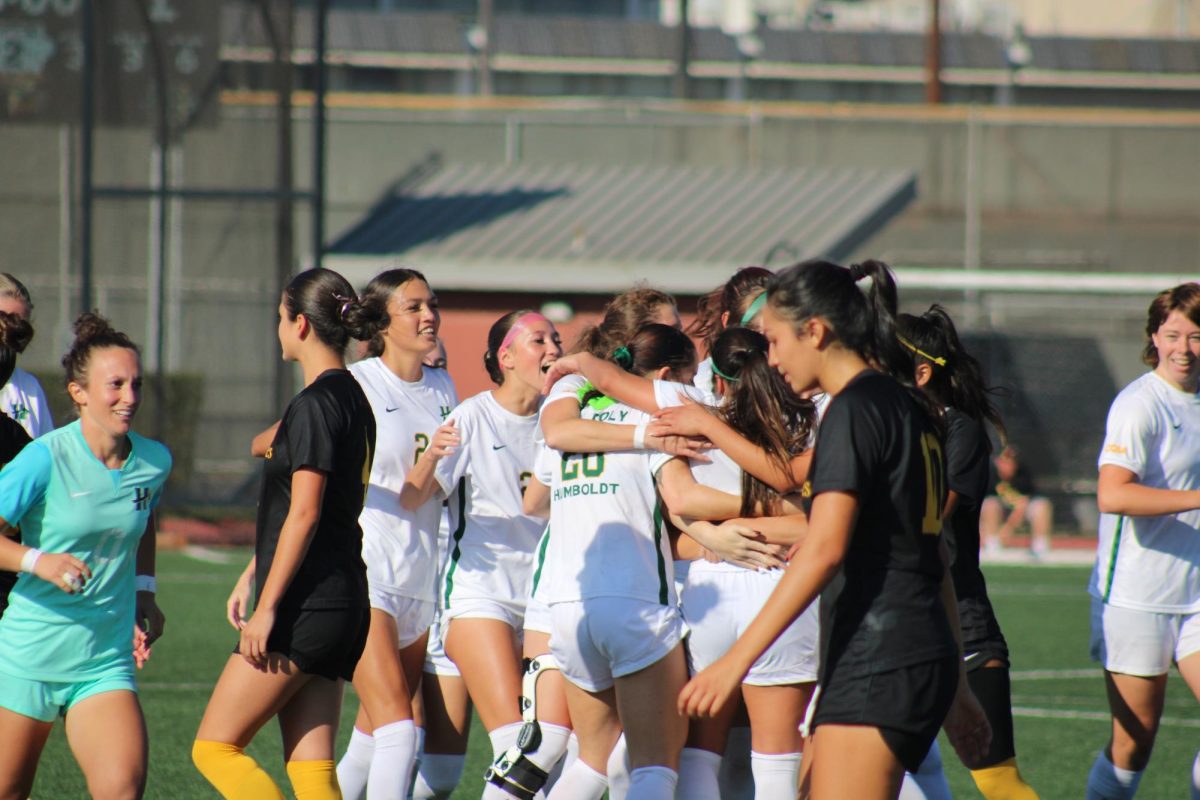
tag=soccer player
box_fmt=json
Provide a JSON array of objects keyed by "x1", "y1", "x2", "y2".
[
  {"x1": 679, "y1": 259, "x2": 991, "y2": 799},
  {"x1": 193, "y1": 268, "x2": 375, "y2": 800},
  {"x1": 688, "y1": 267, "x2": 772, "y2": 396},
  {"x1": 335, "y1": 268, "x2": 458, "y2": 800},
  {"x1": 0, "y1": 273, "x2": 53, "y2": 438},
  {"x1": 539, "y1": 323, "x2": 699, "y2": 800},
  {"x1": 899, "y1": 305, "x2": 1039, "y2": 799},
  {"x1": 400, "y1": 310, "x2": 568, "y2": 799},
  {"x1": 1086, "y1": 282, "x2": 1200, "y2": 800},
  {"x1": 664, "y1": 328, "x2": 817, "y2": 800},
  {"x1": 0, "y1": 312, "x2": 171, "y2": 800},
  {"x1": 0, "y1": 308, "x2": 35, "y2": 616}
]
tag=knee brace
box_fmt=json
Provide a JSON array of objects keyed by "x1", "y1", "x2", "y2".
[{"x1": 485, "y1": 654, "x2": 562, "y2": 799}]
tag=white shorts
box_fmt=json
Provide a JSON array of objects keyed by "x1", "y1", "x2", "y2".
[
  {"x1": 524, "y1": 595, "x2": 553, "y2": 636},
  {"x1": 441, "y1": 597, "x2": 526, "y2": 631},
  {"x1": 549, "y1": 598, "x2": 688, "y2": 693},
  {"x1": 423, "y1": 612, "x2": 460, "y2": 677},
  {"x1": 683, "y1": 564, "x2": 820, "y2": 685},
  {"x1": 1089, "y1": 597, "x2": 1200, "y2": 677},
  {"x1": 369, "y1": 586, "x2": 436, "y2": 650}
]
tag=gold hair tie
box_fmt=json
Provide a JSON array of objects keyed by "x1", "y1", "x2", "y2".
[{"x1": 898, "y1": 335, "x2": 947, "y2": 367}]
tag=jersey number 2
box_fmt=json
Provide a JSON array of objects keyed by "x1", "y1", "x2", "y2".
[{"x1": 919, "y1": 432, "x2": 945, "y2": 535}]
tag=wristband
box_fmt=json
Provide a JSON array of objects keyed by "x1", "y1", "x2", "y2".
[
  {"x1": 632, "y1": 422, "x2": 648, "y2": 450},
  {"x1": 135, "y1": 575, "x2": 157, "y2": 593},
  {"x1": 19, "y1": 547, "x2": 42, "y2": 574}
]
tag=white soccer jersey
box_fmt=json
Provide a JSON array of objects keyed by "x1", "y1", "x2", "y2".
[
  {"x1": 434, "y1": 390, "x2": 544, "y2": 609},
  {"x1": 543, "y1": 397, "x2": 674, "y2": 605},
  {"x1": 1, "y1": 368, "x2": 53, "y2": 438},
  {"x1": 349, "y1": 358, "x2": 458, "y2": 602},
  {"x1": 654, "y1": 378, "x2": 714, "y2": 409},
  {"x1": 694, "y1": 356, "x2": 715, "y2": 397},
  {"x1": 1089, "y1": 371, "x2": 1200, "y2": 613}
]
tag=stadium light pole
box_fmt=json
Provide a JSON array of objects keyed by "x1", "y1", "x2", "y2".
[
  {"x1": 674, "y1": 0, "x2": 690, "y2": 100},
  {"x1": 313, "y1": 0, "x2": 328, "y2": 268}
]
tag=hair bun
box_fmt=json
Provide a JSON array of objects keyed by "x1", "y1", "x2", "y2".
[{"x1": 73, "y1": 311, "x2": 115, "y2": 340}]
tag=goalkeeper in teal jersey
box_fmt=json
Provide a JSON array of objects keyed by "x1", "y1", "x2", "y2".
[{"x1": 0, "y1": 313, "x2": 170, "y2": 800}]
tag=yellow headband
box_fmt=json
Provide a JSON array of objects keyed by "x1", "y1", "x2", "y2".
[{"x1": 898, "y1": 335, "x2": 947, "y2": 367}]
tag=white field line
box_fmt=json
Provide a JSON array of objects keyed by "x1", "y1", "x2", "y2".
[
  {"x1": 182, "y1": 545, "x2": 241, "y2": 564},
  {"x1": 1010, "y1": 668, "x2": 1102, "y2": 680},
  {"x1": 1013, "y1": 706, "x2": 1200, "y2": 729}
]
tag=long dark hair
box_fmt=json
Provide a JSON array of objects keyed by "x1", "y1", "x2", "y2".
[
  {"x1": 767, "y1": 258, "x2": 943, "y2": 434},
  {"x1": 284, "y1": 268, "x2": 381, "y2": 353},
  {"x1": 579, "y1": 323, "x2": 695, "y2": 409},
  {"x1": 356, "y1": 268, "x2": 431, "y2": 358},
  {"x1": 689, "y1": 266, "x2": 773, "y2": 354},
  {"x1": 711, "y1": 328, "x2": 813, "y2": 517},
  {"x1": 897, "y1": 305, "x2": 1007, "y2": 444}
]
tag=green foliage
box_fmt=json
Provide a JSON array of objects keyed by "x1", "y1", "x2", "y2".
[
  {"x1": 28, "y1": 557, "x2": 1200, "y2": 798},
  {"x1": 31, "y1": 369, "x2": 204, "y2": 490}
]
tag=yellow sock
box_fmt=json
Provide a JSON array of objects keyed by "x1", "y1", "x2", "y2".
[
  {"x1": 971, "y1": 758, "x2": 1040, "y2": 800},
  {"x1": 286, "y1": 759, "x2": 342, "y2": 800},
  {"x1": 192, "y1": 739, "x2": 286, "y2": 800}
]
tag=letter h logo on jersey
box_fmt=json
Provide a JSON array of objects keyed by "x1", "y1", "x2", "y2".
[{"x1": 132, "y1": 487, "x2": 152, "y2": 511}]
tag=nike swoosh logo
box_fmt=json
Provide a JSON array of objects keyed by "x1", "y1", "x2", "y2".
[
  {"x1": 385, "y1": 407, "x2": 400, "y2": 413},
  {"x1": 492, "y1": 444, "x2": 507, "y2": 451},
  {"x1": 71, "y1": 491, "x2": 93, "y2": 498},
  {"x1": 963, "y1": 651, "x2": 982, "y2": 664}
]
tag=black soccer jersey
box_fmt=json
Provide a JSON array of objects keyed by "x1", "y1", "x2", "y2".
[
  {"x1": 255, "y1": 369, "x2": 375, "y2": 611},
  {"x1": 0, "y1": 413, "x2": 32, "y2": 615},
  {"x1": 805, "y1": 370, "x2": 956, "y2": 680},
  {"x1": 943, "y1": 408, "x2": 1006, "y2": 648}
]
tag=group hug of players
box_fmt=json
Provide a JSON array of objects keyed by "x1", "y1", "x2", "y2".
[{"x1": 0, "y1": 264, "x2": 1196, "y2": 800}]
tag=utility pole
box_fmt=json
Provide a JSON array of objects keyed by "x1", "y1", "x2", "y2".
[
  {"x1": 477, "y1": 0, "x2": 493, "y2": 96},
  {"x1": 925, "y1": 0, "x2": 942, "y2": 104},
  {"x1": 674, "y1": 0, "x2": 690, "y2": 99}
]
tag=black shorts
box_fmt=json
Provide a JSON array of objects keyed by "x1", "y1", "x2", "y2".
[
  {"x1": 232, "y1": 605, "x2": 370, "y2": 681},
  {"x1": 812, "y1": 655, "x2": 959, "y2": 773}
]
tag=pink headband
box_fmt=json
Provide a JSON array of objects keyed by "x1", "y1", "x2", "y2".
[{"x1": 499, "y1": 312, "x2": 551, "y2": 353}]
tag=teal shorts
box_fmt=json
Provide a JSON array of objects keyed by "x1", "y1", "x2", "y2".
[{"x1": 0, "y1": 667, "x2": 137, "y2": 722}]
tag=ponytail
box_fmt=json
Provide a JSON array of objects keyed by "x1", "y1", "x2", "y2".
[
  {"x1": 711, "y1": 328, "x2": 813, "y2": 517},
  {"x1": 897, "y1": 305, "x2": 1007, "y2": 444}
]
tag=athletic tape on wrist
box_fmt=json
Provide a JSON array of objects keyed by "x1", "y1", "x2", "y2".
[{"x1": 19, "y1": 547, "x2": 42, "y2": 574}]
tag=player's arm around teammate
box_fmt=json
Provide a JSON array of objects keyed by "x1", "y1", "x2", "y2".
[
  {"x1": 1085, "y1": 283, "x2": 1200, "y2": 800},
  {"x1": 0, "y1": 313, "x2": 171, "y2": 800},
  {"x1": 680, "y1": 260, "x2": 990, "y2": 800},
  {"x1": 193, "y1": 268, "x2": 376, "y2": 800}
]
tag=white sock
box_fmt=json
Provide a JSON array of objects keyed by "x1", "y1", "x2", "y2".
[
  {"x1": 407, "y1": 726, "x2": 426, "y2": 799},
  {"x1": 368, "y1": 720, "x2": 418, "y2": 800},
  {"x1": 336, "y1": 727, "x2": 375, "y2": 800},
  {"x1": 1191, "y1": 750, "x2": 1200, "y2": 800},
  {"x1": 490, "y1": 722, "x2": 524, "y2": 760},
  {"x1": 483, "y1": 723, "x2": 573, "y2": 800},
  {"x1": 1086, "y1": 751, "x2": 1142, "y2": 800},
  {"x1": 546, "y1": 760, "x2": 608, "y2": 800},
  {"x1": 750, "y1": 751, "x2": 801, "y2": 800},
  {"x1": 542, "y1": 733, "x2": 579, "y2": 797},
  {"x1": 718, "y1": 726, "x2": 754, "y2": 800},
  {"x1": 676, "y1": 747, "x2": 722, "y2": 800},
  {"x1": 627, "y1": 765, "x2": 677, "y2": 800},
  {"x1": 411, "y1": 753, "x2": 465, "y2": 800},
  {"x1": 897, "y1": 740, "x2": 951, "y2": 800},
  {"x1": 607, "y1": 734, "x2": 631, "y2": 800}
]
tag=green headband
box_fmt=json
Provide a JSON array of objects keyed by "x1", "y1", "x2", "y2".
[
  {"x1": 711, "y1": 361, "x2": 740, "y2": 384},
  {"x1": 739, "y1": 292, "x2": 767, "y2": 326}
]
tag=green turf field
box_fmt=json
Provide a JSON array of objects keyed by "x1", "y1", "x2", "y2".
[{"x1": 28, "y1": 548, "x2": 1200, "y2": 799}]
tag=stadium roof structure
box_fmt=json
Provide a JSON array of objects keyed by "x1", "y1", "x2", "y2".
[
  {"x1": 222, "y1": 7, "x2": 1200, "y2": 92},
  {"x1": 324, "y1": 161, "x2": 916, "y2": 294}
]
